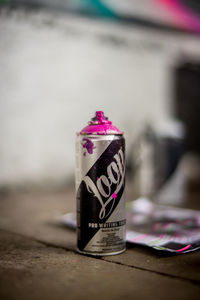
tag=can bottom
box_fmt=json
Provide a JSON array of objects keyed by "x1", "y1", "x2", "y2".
[{"x1": 77, "y1": 247, "x2": 126, "y2": 257}]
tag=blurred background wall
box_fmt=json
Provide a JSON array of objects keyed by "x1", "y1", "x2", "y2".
[{"x1": 0, "y1": 0, "x2": 200, "y2": 190}]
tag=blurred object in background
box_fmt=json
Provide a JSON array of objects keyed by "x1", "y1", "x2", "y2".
[
  {"x1": 127, "y1": 119, "x2": 185, "y2": 201},
  {"x1": 128, "y1": 56, "x2": 200, "y2": 204},
  {"x1": 173, "y1": 59, "x2": 200, "y2": 194},
  {"x1": 174, "y1": 60, "x2": 200, "y2": 154}
]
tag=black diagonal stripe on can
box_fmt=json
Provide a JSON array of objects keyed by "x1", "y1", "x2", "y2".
[{"x1": 77, "y1": 137, "x2": 125, "y2": 251}]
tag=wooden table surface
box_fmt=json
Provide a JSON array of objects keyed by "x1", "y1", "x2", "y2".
[{"x1": 0, "y1": 183, "x2": 199, "y2": 300}]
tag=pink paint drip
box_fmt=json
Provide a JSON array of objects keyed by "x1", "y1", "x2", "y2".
[
  {"x1": 80, "y1": 111, "x2": 123, "y2": 135},
  {"x1": 176, "y1": 244, "x2": 191, "y2": 252}
]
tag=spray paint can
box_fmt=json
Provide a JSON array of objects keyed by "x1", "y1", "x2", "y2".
[{"x1": 75, "y1": 111, "x2": 126, "y2": 256}]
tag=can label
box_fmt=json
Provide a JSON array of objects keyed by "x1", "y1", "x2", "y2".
[{"x1": 76, "y1": 135, "x2": 126, "y2": 255}]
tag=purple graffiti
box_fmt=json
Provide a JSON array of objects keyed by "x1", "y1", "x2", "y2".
[{"x1": 82, "y1": 138, "x2": 96, "y2": 155}]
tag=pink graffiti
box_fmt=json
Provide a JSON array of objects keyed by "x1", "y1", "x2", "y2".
[
  {"x1": 131, "y1": 234, "x2": 148, "y2": 242},
  {"x1": 112, "y1": 192, "x2": 117, "y2": 199},
  {"x1": 155, "y1": 0, "x2": 200, "y2": 33},
  {"x1": 176, "y1": 244, "x2": 191, "y2": 252}
]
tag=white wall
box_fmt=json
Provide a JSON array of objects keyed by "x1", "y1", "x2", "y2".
[{"x1": 0, "y1": 8, "x2": 200, "y2": 188}]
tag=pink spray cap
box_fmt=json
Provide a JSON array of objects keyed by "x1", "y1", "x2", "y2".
[{"x1": 80, "y1": 111, "x2": 123, "y2": 135}]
